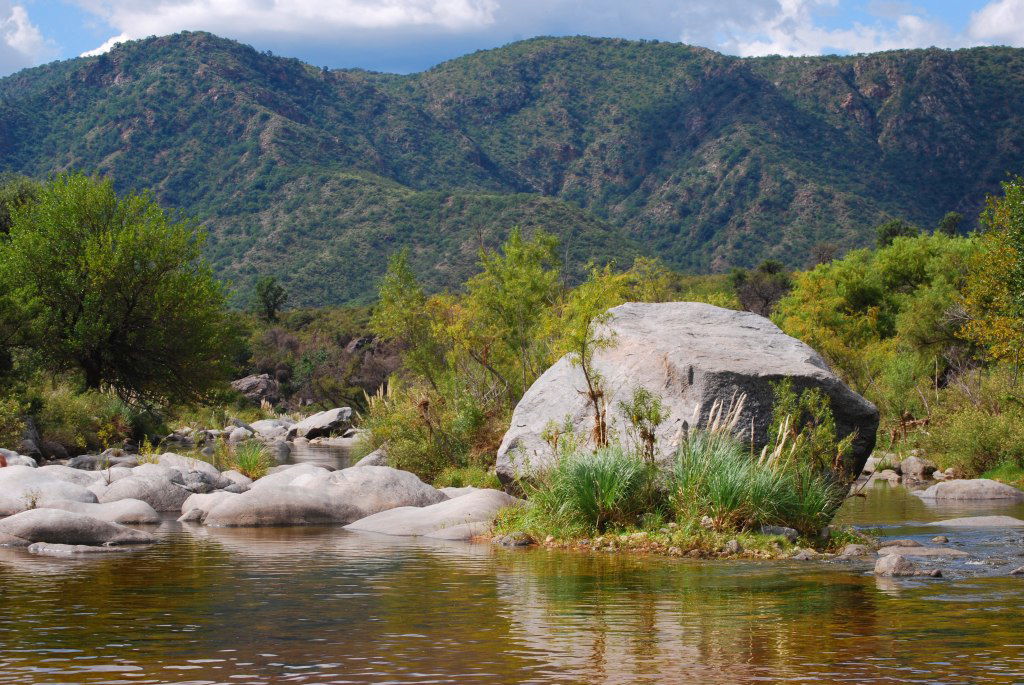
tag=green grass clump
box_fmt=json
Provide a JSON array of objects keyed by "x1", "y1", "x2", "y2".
[
  {"x1": 231, "y1": 441, "x2": 272, "y2": 479},
  {"x1": 981, "y1": 461, "x2": 1024, "y2": 489},
  {"x1": 433, "y1": 466, "x2": 501, "y2": 489}
]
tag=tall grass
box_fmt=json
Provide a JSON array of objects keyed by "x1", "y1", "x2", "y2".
[
  {"x1": 232, "y1": 441, "x2": 272, "y2": 479},
  {"x1": 672, "y1": 396, "x2": 848, "y2": 535}
]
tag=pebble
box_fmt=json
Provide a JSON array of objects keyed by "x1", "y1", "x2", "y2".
[
  {"x1": 1011, "y1": 566, "x2": 1024, "y2": 575},
  {"x1": 931, "y1": 535, "x2": 949, "y2": 544}
]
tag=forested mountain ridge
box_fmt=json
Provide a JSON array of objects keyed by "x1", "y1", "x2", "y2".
[{"x1": 2, "y1": 31, "x2": 1023, "y2": 304}]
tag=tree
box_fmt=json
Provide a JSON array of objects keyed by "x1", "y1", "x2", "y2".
[
  {"x1": 961, "y1": 177, "x2": 1024, "y2": 368},
  {"x1": 1, "y1": 173, "x2": 232, "y2": 405},
  {"x1": 253, "y1": 275, "x2": 288, "y2": 322},
  {"x1": 936, "y1": 211, "x2": 963, "y2": 236},
  {"x1": 0, "y1": 174, "x2": 38, "y2": 235},
  {"x1": 876, "y1": 218, "x2": 919, "y2": 248},
  {"x1": 730, "y1": 259, "x2": 793, "y2": 317}
]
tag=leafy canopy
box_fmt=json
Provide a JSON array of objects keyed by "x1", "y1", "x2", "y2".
[{"x1": 1, "y1": 172, "x2": 232, "y2": 405}]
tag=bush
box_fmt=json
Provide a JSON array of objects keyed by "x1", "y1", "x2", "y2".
[
  {"x1": 433, "y1": 465, "x2": 501, "y2": 489},
  {"x1": 33, "y1": 383, "x2": 133, "y2": 453},
  {"x1": 231, "y1": 441, "x2": 272, "y2": 479},
  {"x1": 520, "y1": 445, "x2": 662, "y2": 535},
  {"x1": 0, "y1": 394, "x2": 25, "y2": 450}
]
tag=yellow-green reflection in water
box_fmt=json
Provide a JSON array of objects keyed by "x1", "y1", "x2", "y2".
[{"x1": 0, "y1": 485, "x2": 1022, "y2": 684}]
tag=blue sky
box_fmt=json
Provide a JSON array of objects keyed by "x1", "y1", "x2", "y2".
[{"x1": 2, "y1": 1, "x2": 1023, "y2": 77}]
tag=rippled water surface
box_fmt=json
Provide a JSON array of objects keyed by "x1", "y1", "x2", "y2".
[{"x1": 1, "y1": 484, "x2": 1023, "y2": 684}]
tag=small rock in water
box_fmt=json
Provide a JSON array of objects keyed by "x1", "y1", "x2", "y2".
[
  {"x1": 1010, "y1": 566, "x2": 1024, "y2": 576},
  {"x1": 839, "y1": 544, "x2": 873, "y2": 557},
  {"x1": 919, "y1": 569, "x2": 943, "y2": 578},
  {"x1": 931, "y1": 535, "x2": 949, "y2": 544},
  {"x1": 791, "y1": 548, "x2": 820, "y2": 561},
  {"x1": 494, "y1": 532, "x2": 534, "y2": 548},
  {"x1": 885, "y1": 539, "x2": 922, "y2": 548},
  {"x1": 723, "y1": 539, "x2": 743, "y2": 555},
  {"x1": 875, "y1": 554, "x2": 918, "y2": 577}
]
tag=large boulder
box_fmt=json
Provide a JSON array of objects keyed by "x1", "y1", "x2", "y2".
[
  {"x1": 231, "y1": 373, "x2": 280, "y2": 405},
  {"x1": 250, "y1": 463, "x2": 331, "y2": 490},
  {"x1": 42, "y1": 499, "x2": 161, "y2": 525},
  {"x1": 0, "y1": 466, "x2": 98, "y2": 515},
  {"x1": 0, "y1": 508, "x2": 154, "y2": 547},
  {"x1": 287, "y1": 407, "x2": 353, "y2": 440},
  {"x1": 345, "y1": 489, "x2": 522, "y2": 540},
  {"x1": 296, "y1": 465, "x2": 448, "y2": 520},
  {"x1": 914, "y1": 479, "x2": 1024, "y2": 501},
  {"x1": 496, "y1": 302, "x2": 879, "y2": 482},
  {"x1": 99, "y1": 475, "x2": 192, "y2": 512},
  {"x1": 249, "y1": 419, "x2": 292, "y2": 442},
  {"x1": 203, "y1": 486, "x2": 359, "y2": 527}
]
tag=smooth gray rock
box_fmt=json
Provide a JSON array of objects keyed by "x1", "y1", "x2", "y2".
[
  {"x1": 0, "y1": 466, "x2": 98, "y2": 515},
  {"x1": 927, "y1": 515, "x2": 1024, "y2": 527},
  {"x1": 0, "y1": 448, "x2": 36, "y2": 467},
  {"x1": 286, "y1": 407, "x2": 353, "y2": 440},
  {"x1": 875, "y1": 554, "x2": 918, "y2": 577},
  {"x1": 177, "y1": 508, "x2": 205, "y2": 523},
  {"x1": 99, "y1": 476, "x2": 192, "y2": 512},
  {"x1": 495, "y1": 302, "x2": 878, "y2": 482},
  {"x1": 251, "y1": 464, "x2": 331, "y2": 490},
  {"x1": 180, "y1": 491, "x2": 238, "y2": 517},
  {"x1": 294, "y1": 466, "x2": 448, "y2": 519},
  {"x1": 66, "y1": 454, "x2": 138, "y2": 470},
  {"x1": 203, "y1": 486, "x2": 359, "y2": 527},
  {"x1": 221, "y1": 470, "x2": 254, "y2": 488},
  {"x1": 760, "y1": 525, "x2": 799, "y2": 543},
  {"x1": 249, "y1": 418, "x2": 291, "y2": 442},
  {"x1": 345, "y1": 489, "x2": 522, "y2": 540},
  {"x1": 839, "y1": 544, "x2": 874, "y2": 557},
  {"x1": 354, "y1": 446, "x2": 387, "y2": 467},
  {"x1": 440, "y1": 486, "x2": 483, "y2": 499},
  {"x1": 915, "y1": 479, "x2": 1024, "y2": 501},
  {"x1": 133, "y1": 463, "x2": 185, "y2": 484},
  {"x1": 228, "y1": 427, "x2": 254, "y2": 444},
  {"x1": 900, "y1": 455, "x2": 937, "y2": 481},
  {"x1": 0, "y1": 508, "x2": 154, "y2": 547},
  {"x1": 876, "y1": 545, "x2": 969, "y2": 557},
  {"x1": 231, "y1": 373, "x2": 280, "y2": 405},
  {"x1": 28, "y1": 542, "x2": 139, "y2": 557},
  {"x1": 36, "y1": 464, "x2": 101, "y2": 487},
  {"x1": 42, "y1": 498, "x2": 161, "y2": 524}
]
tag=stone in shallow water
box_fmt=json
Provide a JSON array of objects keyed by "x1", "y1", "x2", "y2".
[
  {"x1": 27, "y1": 542, "x2": 138, "y2": 557},
  {"x1": 0, "y1": 508, "x2": 154, "y2": 547},
  {"x1": 203, "y1": 486, "x2": 359, "y2": 527},
  {"x1": 915, "y1": 479, "x2": 1024, "y2": 501},
  {"x1": 99, "y1": 475, "x2": 191, "y2": 512},
  {"x1": 875, "y1": 554, "x2": 918, "y2": 577},
  {"x1": 927, "y1": 515, "x2": 1024, "y2": 527},
  {"x1": 876, "y1": 545, "x2": 969, "y2": 558},
  {"x1": 41, "y1": 498, "x2": 160, "y2": 525},
  {"x1": 345, "y1": 489, "x2": 522, "y2": 540},
  {"x1": 839, "y1": 544, "x2": 874, "y2": 557}
]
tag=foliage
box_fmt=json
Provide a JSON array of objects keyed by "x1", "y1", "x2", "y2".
[
  {"x1": 31, "y1": 382, "x2": 140, "y2": 453},
  {"x1": 773, "y1": 233, "x2": 977, "y2": 426},
  {"x1": 1, "y1": 173, "x2": 233, "y2": 406},
  {"x1": 937, "y1": 211, "x2": 963, "y2": 236},
  {"x1": 518, "y1": 445, "x2": 661, "y2": 535},
  {"x1": 961, "y1": 177, "x2": 1024, "y2": 365},
  {"x1": 231, "y1": 441, "x2": 272, "y2": 479},
  {"x1": 433, "y1": 465, "x2": 502, "y2": 490},
  {"x1": 617, "y1": 386, "x2": 667, "y2": 462},
  {"x1": 3, "y1": 33, "x2": 1023, "y2": 304},
  {"x1": 729, "y1": 259, "x2": 793, "y2": 317},
  {"x1": 766, "y1": 379, "x2": 855, "y2": 474},
  {"x1": 876, "y1": 219, "x2": 920, "y2": 248},
  {"x1": 253, "y1": 275, "x2": 287, "y2": 323},
  {"x1": 0, "y1": 393, "x2": 25, "y2": 450}
]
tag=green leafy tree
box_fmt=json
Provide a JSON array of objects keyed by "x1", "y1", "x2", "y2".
[
  {"x1": 1, "y1": 172, "x2": 232, "y2": 405},
  {"x1": 370, "y1": 249, "x2": 445, "y2": 389},
  {"x1": 936, "y1": 211, "x2": 963, "y2": 236},
  {"x1": 876, "y1": 218, "x2": 919, "y2": 248},
  {"x1": 0, "y1": 174, "x2": 38, "y2": 235},
  {"x1": 253, "y1": 275, "x2": 288, "y2": 322}
]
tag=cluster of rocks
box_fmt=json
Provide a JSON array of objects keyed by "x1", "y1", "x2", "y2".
[
  {"x1": 860, "y1": 451, "x2": 944, "y2": 486},
  {"x1": 0, "y1": 450, "x2": 522, "y2": 557},
  {"x1": 858, "y1": 451, "x2": 1024, "y2": 503}
]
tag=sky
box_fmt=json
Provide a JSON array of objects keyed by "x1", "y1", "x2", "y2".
[{"x1": 1, "y1": 0, "x2": 1024, "y2": 77}]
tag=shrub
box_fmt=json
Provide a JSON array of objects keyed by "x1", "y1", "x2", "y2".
[
  {"x1": 433, "y1": 465, "x2": 501, "y2": 489},
  {"x1": 0, "y1": 394, "x2": 25, "y2": 450},
  {"x1": 232, "y1": 441, "x2": 272, "y2": 479},
  {"x1": 521, "y1": 445, "x2": 661, "y2": 535},
  {"x1": 33, "y1": 383, "x2": 131, "y2": 453}
]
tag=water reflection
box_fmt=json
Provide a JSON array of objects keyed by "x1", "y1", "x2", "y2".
[{"x1": 1, "y1": 488, "x2": 1023, "y2": 683}]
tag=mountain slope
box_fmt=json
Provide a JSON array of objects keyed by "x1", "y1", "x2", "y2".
[{"x1": 1, "y1": 33, "x2": 1023, "y2": 303}]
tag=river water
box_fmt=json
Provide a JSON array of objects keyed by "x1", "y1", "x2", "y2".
[{"x1": 1, "y1": 480, "x2": 1023, "y2": 684}]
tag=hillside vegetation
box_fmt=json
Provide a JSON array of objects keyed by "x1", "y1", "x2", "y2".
[{"x1": 2, "y1": 32, "x2": 1024, "y2": 304}]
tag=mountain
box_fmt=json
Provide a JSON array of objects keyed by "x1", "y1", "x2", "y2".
[{"x1": 2, "y1": 32, "x2": 1023, "y2": 305}]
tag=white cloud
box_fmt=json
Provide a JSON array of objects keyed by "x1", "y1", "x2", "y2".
[
  {"x1": 80, "y1": 32, "x2": 128, "y2": 57},
  {"x1": 968, "y1": 0, "x2": 1024, "y2": 46},
  {"x1": 0, "y1": 2, "x2": 52, "y2": 75},
  {"x1": 673, "y1": 0, "x2": 948, "y2": 57},
  {"x1": 77, "y1": 0, "x2": 500, "y2": 56}
]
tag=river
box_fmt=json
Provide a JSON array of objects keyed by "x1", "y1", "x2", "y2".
[{"x1": 0, "y1": 478, "x2": 1022, "y2": 684}]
